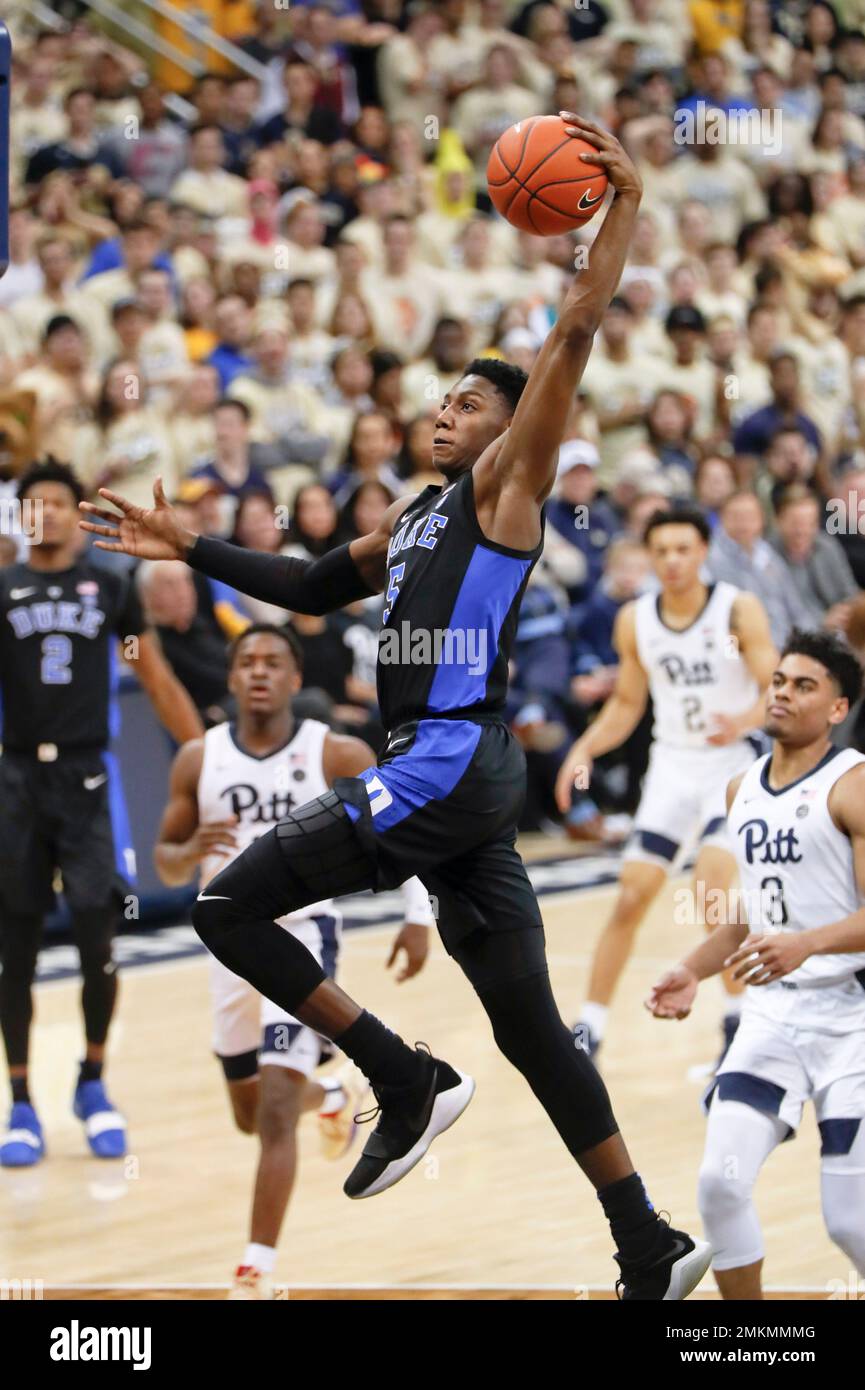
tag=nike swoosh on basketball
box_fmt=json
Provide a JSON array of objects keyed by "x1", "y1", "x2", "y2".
[
  {"x1": 83, "y1": 774, "x2": 108, "y2": 790},
  {"x1": 577, "y1": 189, "x2": 605, "y2": 212},
  {"x1": 10, "y1": 587, "x2": 37, "y2": 599}
]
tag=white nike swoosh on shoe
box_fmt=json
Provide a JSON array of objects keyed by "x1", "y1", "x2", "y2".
[
  {"x1": 196, "y1": 893, "x2": 233, "y2": 901},
  {"x1": 10, "y1": 588, "x2": 37, "y2": 599},
  {"x1": 83, "y1": 774, "x2": 108, "y2": 790}
]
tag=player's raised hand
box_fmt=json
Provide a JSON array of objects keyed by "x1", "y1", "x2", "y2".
[
  {"x1": 559, "y1": 111, "x2": 642, "y2": 199},
  {"x1": 645, "y1": 964, "x2": 698, "y2": 1020},
  {"x1": 555, "y1": 738, "x2": 594, "y2": 814},
  {"x1": 725, "y1": 932, "x2": 811, "y2": 985},
  {"x1": 79, "y1": 477, "x2": 197, "y2": 561}
]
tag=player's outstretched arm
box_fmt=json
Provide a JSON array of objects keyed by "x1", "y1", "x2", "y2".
[
  {"x1": 707, "y1": 592, "x2": 778, "y2": 746},
  {"x1": 154, "y1": 740, "x2": 239, "y2": 887},
  {"x1": 554, "y1": 604, "x2": 648, "y2": 811},
  {"x1": 646, "y1": 775, "x2": 750, "y2": 1017},
  {"x1": 489, "y1": 115, "x2": 642, "y2": 506},
  {"x1": 127, "y1": 632, "x2": 204, "y2": 743},
  {"x1": 80, "y1": 481, "x2": 415, "y2": 613}
]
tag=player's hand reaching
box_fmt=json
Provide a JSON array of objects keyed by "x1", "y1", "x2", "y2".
[
  {"x1": 559, "y1": 112, "x2": 642, "y2": 199},
  {"x1": 555, "y1": 739, "x2": 594, "y2": 814},
  {"x1": 725, "y1": 932, "x2": 811, "y2": 985},
  {"x1": 387, "y1": 922, "x2": 429, "y2": 983},
  {"x1": 79, "y1": 477, "x2": 197, "y2": 562},
  {"x1": 645, "y1": 964, "x2": 699, "y2": 1020}
]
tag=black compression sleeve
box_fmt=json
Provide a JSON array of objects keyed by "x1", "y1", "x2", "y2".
[{"x1": 185, "y1": 536, "x2": 377, "y2": 615}]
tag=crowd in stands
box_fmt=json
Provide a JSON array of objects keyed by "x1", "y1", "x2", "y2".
[{"x1": 3, "y1": 0, "x2": 865, "y2": 839}]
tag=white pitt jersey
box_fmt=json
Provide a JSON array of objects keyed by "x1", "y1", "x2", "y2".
[
  {"x1": 198, "y1": 718, "x2": 335, "y2": 929},
  {"x1": 729, "y1": 745, "x2": 865, "y2": 1024},
  {"x1": 634, "y1": 581, "x2": 758, "y2": 750}
]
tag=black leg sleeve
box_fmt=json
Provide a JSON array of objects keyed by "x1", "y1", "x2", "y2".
[
  {"x1": 451, "y1": 926, "x2": 620, "y2": 1157},
  {"x1": 0, "y1": 913, "x2": 43, "y2": 1068},
  {"x1": 192, "y1": 793, "x2": 377, "y2": 1017},
  {"x1": 69, "y1": 905, "x2": 118, "y2": 1047}
]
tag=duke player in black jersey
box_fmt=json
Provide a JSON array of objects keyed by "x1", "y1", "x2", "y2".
[
  {"x1": 0, "y1": 459, "x2": 202, "y2": 1168},
  {"x1": 81, "y1": 116, "x2": 710, "y2": 1298}
]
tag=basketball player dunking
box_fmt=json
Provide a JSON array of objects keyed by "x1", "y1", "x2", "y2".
[
  {"x1": 154, "y1": 623, "x2": 435, "y2": 1300},
  {"x1": 648, "y1": 630, "x2": 865, "y2": 1298},
  {"x1": 81, "y1": 116, "x2": 711, "y2": 1298},
  {"x1": 556, "y1": 508, "x2": 777, "y2": 1060}
]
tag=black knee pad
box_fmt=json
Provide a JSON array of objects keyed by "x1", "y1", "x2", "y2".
[
  {"x1": 192, "y1": 892, "x2": 327, "y2": 1011},
  {"x1": 275, "y1": 789, "x2": 374, "y2": 902},
  {"x1": 191, "y1": 892, "x2": 247, "y2": 951}
]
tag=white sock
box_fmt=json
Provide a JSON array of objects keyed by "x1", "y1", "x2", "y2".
[
  {"x1": 243, "y1": 1242, "x2": 276, "y2": 1274},
  {"x1": 580, "y1": 1001, "x2": 608, "y2": 1041},
  {"x1": 318, "y1": 1078, "x2": 346, "y2": 1116}
]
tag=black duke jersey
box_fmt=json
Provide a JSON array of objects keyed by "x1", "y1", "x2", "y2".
[
  {"x1": 377, "y1": 469, "x2": 544, "y2": 731},
  {"x1": 0, "y1": 560, "x2": 145, "y2": 752}
]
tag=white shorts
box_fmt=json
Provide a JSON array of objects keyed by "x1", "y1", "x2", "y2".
[
  {"x1": 708, "y1": 1006, "x2": 865, "y2": 1154},
  {"x1": 624, "y1": 740, "x2": 758, "y2": 871},
  {"x1": 208, "y1": 910, "x2": 340, "y2": 1080}
]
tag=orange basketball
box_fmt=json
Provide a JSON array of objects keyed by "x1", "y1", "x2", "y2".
[{"x1": 486, "y1": 114, "x2": 608, "y2": 235}]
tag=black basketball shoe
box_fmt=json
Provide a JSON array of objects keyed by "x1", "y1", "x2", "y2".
[
  {"x1": 615, "y1": 1219, "x2": 712, "y2": 1300},
  {"x1": 343, "y1": 1045, "x2": 475, "y2": 1200}
]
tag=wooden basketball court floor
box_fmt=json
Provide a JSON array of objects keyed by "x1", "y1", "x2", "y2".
[{"x1": 0, "y1": 846, "x2": 847, "y2": 1301}]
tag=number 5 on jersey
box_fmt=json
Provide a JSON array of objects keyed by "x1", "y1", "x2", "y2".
[{"x1": 382, "y1": 563, "x2": 405, "y2": 625}]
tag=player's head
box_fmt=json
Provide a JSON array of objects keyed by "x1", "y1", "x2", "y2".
[
  {"x1": 642, "y1": 506, "x2": 711, "y2": 592},
  {"x1": 227, "y1": 624, "x2": 303, "y2": 716},
  {"x1": 432, "y1": 358, "x2": 527, "y2": 480},
  {"x1": 766, "y1": 628, "x2": 864, "y2": 744},
  {"x1": 16, "y1": 457, "x2": 84, "y2": 551}
]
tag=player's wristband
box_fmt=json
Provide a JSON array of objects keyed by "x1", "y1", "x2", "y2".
[
  {"x1": 400, "y1": 877, "x2": 436, "y2": 927},
  {"x1": 186, "y1": 537, "x2": 376, "y2": 615}
]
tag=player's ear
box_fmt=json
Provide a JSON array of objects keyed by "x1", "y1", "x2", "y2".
[{"x1": 828, "y1": 697, "x2": 849, "y2": 727}]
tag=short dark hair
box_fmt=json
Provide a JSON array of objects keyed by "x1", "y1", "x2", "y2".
[
  {"x1": 643, "y1": 505, "x2": 711, "y2": 545},
  {"x1": 16, "y1": 456, "x2": 83, "y2": 505},
  {"x1": 216, "y1": 397, "x2": 251, "y2": 422},
  {"x1": 287, "y1": 278, "x2": 314, "y2": 294},
  {"x1": 780, "y1": 627, "x2": 864, "y2": 705},
  {"x1": 460, "y1": 357, "x2": 527, "y2": 413},
  {"x1": 42, "y1": 313, "x2": 81, "y2": 342},
  {"x1": 228, "y1": 622, "x2": 304, "y2": 673}
]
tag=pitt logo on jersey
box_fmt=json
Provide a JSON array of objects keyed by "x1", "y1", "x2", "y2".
[
  {"x1": 738, "y1": 818, "x2": 803, "y2": 865},
  {"x1": 219, "y1": 782, "x2": 296, "y2": 824},
  {"x1": 658, "y1": 654, "x2": 716, "y2": 687}
]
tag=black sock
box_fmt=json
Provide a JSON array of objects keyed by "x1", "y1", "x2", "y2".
[
  {"x1": 78, "y1": 1058, "x2": 103, "y2": 1085},
  {"x1": 335, "y1": 1011, "x2": 422, "y2": 1089},
  {"x1": 11, "y1": 1076, "x2": 30, "y2": 1105},
  {"x1": 598, "y1": 1173, "x2": 660, "y2": 1263}
]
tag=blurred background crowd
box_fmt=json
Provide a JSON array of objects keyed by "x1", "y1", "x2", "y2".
[{"x1": 3, "y1": 0, "x2": 865, "y2": 842}]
